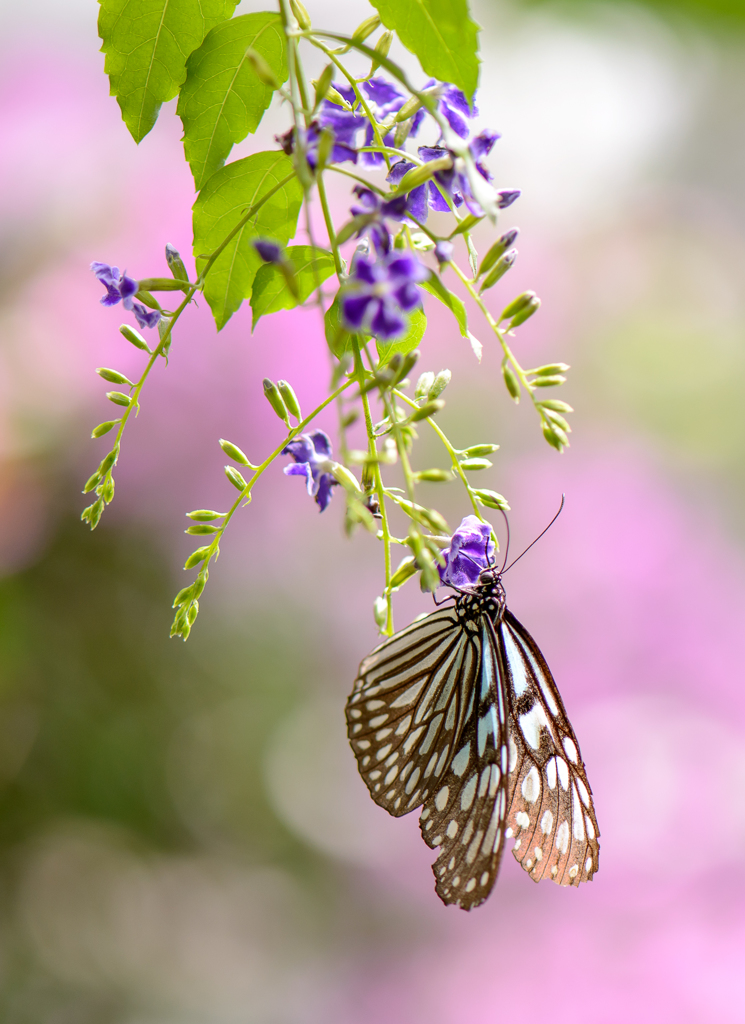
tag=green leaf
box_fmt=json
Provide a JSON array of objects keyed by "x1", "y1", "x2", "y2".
[
  {"x1": 421, "y1": 272, "x2": 469, "y2": 337},
  {"x1": 192, "y1": 151, "x2": 303, "y2": 330},
  {"x1": 376, "y1": 308, "x2": 427, "y2": 364},
  {"x1": 251, "y1": 246, "x2": 335, "y2": 329},
  {"x1": 325, "y1": 293, "x2": 353, "y2": 358},
  {"x1": 178, "y1": 12, "x2": 288, "y2": 190},
  {"x1": 98, "y1": 0, "x2": 239, "y2": 144},
  {"x1": 368, "y1": 0, "x2": 480, "y2": 101}
]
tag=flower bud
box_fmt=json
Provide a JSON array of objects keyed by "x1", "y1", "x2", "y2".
[
  {"x1": 497, "y1": 189, "x2": 521, "y2": 209},
  {"x1": 91, "y1": 420, "x2": 118, "y2": 439},
  {"x1": 532, "y1": 363, "x2": 570, "y2": 375},
  {"x1": 81, "y1": 498, "x2": 104, "y2": 529},
  {"x1": 225, "y1": 466, "x2": 248, "y2": 491},
  {"x1": 82, "y1": 471, "x2": 101, "y2": 493},
  {"x1": 253, "y1": 239, "x2": 283, "y2": 264},
  {"x1": 331, "y1": 463, "x2": 362, "y2": 492},
  {"x1": 370, "y1": 30, "x2": 393, "y2": 73},
  {"x1": 500, "y1": 291, "x2": 537, "y2": 323},
  {"x1": 394, "y1": 95, "x2": 423, "y2": 123},
  {"x1": 538, "y1": 399, "x2": 574, "y2": 413},
  {"x1": 460, "y1": 444, "x2": 499, "y2": 458},
  {"x1": 187, "y1": 509, "x2": 226, "y2": 521},
  {"x1": 219, "y1": 438, "x2": 252, "y2": 466},
  {"x1": 165, "y1": 243, "x2": 189, "y2": 282},
  {"x1": 186, "y1": 524, "x2": 220, "y2": 535},
  {"x1": 352, "y1": 13, "x2": 380, "y2": 42},
  {"x1": 137, "y1": 277, "x2": 188, "y2": 292},
  {"x1": 389, "y1": 555, "x2": 417, "y2": 590},
  {"x1": 97, "y1": 367, "x2": 133, "y2": 386},
  {"x1": 409, "y1": 399, "x2": 444, "y2": 421},
  {"x1": 172, "y1": 585, "x2": 193, "y2": 608},
  {"x1": 506, "y1": 293, "x2": 541, "y2": 329},
  {"x1": 459, "y1": 458, "x2": 492, "y2": 471},
  {"x1": 479, "y1": 249, "x2": 517, "y2": 292},
  {"x1": 277, "y1": 380, "x2": 301, "y2": 420},
  {"x1": 246, "y1": 47, "x2": 281, "y2": 89},
  {"x1": 544, "y1": 409, "x2": 571, "y2": 433},
  {"x1": 477, "y1": 229, "x2": 519, "y2": 277},
  {"x1": 502, "y1": 363, "x2": 520, "y2": 402},
  {"x1": 473, "y1": 488, "x2": 510, "y2": 511},
  {"x1": 120, "y1": 324, "x2": 151, "y2": 352},
  {"x1": 106, "y1": 391, "x2": 131, "y2": 407},
  {"x1": 399, "y1": 500, "x2": 448, "y2": 535},
  {"x1": 289, "y1": 0, "x2": 311, "y2": 29},
  {"x1": 187, "y1": 601, "x2": 199, "y2": 625},
  {"x1": 99, "y1": 448, "x2": 119, "y2": 474},
  {"x1": 434, "y1": 241, "x2": 453, "y2": 265},
  {"x1": 415, "y1": 371, "x2": 435, "y2": 399},
  {"x1": 184, "y1": 546, "x2": 211, "y2": 570},
  {"x1": 314, "y1": 127, "x2": 335, "y2": 172},
  {"x1": 428, "y1": 369, "x2": 451, "y2": 399},
  {"x1": 393, "y1": 156, "x2": 453, "y2": 195},
  {"x1": 449, "y1": 213, "x2": 482, "y2": 237},
  {"x1": 313, "y1": 64, "x2": 334, "y2": 109},
  {"x1": 415, "y1": 468, "x2": 453, "y2": 482},
  {"x1": 373, "y1": 595, "x2": 388, "y2": 630},
  {"x1": 532, "y1": 375, "x2": 566, "y2": 387},
  {"x1": 542, "y1": 421, "x2": 569, "y2": 451},
  {"x1": 263, "y1": 378, "x2": 290, "y2": 424}
]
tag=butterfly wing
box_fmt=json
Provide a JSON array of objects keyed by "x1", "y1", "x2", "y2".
[
  {"x1": 419, "y1": 617, "x2": 510, "y2": 909},
  {"x1": 500, "y1": 609, "x2": 600, "y2": 885},
  {"x1": 346, "y1": 607, "x2": 479, "y2": 817}
]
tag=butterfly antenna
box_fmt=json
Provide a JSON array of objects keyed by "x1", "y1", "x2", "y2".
[
  {"x1": 498, "y1": 509, "x2": 510, "y2": 573},
  {"x1": 502, "y1": 494, "x2": 565, "y2": 574}
]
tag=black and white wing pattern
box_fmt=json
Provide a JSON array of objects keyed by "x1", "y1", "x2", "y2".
[
  {"x1": 500, "y1": 610, "x2": 600, "y2": 886},
  {"x1": 346, "y1": 607, "x2": 479, "y2": 817},
  {"x1": 419, "y1": 620, "x2": 510, "y2": 909}
]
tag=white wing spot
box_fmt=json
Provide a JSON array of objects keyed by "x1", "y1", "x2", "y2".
[
  {"x1": 465, "y1": 879, "x2": 476, "y2": 892},
  {"x1": 562, "y1": 736, "x2": 578, "y2": 763},
  {"x1": 461, "y1": 820, "x2": 474, "y2": 846},
  {"x1": 376, "y1": 744, "x2": 392, "y2": 760},
  {"x1": 573, "y1": 788, "x2": 585, "y2": 840},
  {"x1": 521, "y1": 766, "x2": 541, "y2": 803},
  {"x1": 357, "y1": 740, "x2": 370, "y2": 750},
  {"x1": 556, "y1": 757, "x2": 569, "y2": 790},
  {"x1": 508, "y1": 736, "x2": 518, "y2": 772},
  {"x1": 420, "y1": 807, "x2": 430, "y2": 820},
  {"x1": 516, "y1": 811, "x2": 530, "y2": 829},
  {"x1": 514, "y1": 838, "x2": 522, "y2": 850},
  {"x1": 576, "y1": 777, "x2": 590, "y2": 808},
  {"x1": 352, "y1": 725, "x2": 362, "y2": 734},
  {"x1": 519, "y1": 705, "x2": 550, "y2": 750},
  {"x1": 451, "y1": 743, "x2": 470, "y2": 776},
  {"x1": 534, "y1": 846, "x2": 543, "y2": 861},
  {"x1": 448, "y1": 856, "x2": 456, "y2": 870},
  {"x1": 395, "y1": 716, "x2": 411, "y2": 736},
  {"x1": 405, "y1": 766, "x2": 421, "y2": 794},
  {"x1": 525, "y1": 858, "x2": 533, "y2": 869},
  {"x1": 505, "y1": 827, "x2": 514, "y2": 838},
  {"x1": 501, "y1": 626, "x2": 528, "y2": 695},
  {"x1": 434, "y1": 746, "x2": 450, "y2": 775},
  {"x1": 540, "y1": 810, "x2": 553, "y2": 834},
  {"x1": 366, "y1": 699, "x2": 384, "y2": 710},
  {"x1": 551, "y1": 865, "x2": 558, "y2": 878},
  {"x1": 394, "y1": 797, "x2": 401, "y2": 809},
  {"x1": 423, "y1": 753, "x2": 438, "y2": 778},
  {"x1": 466, "y1": 830, "x2": 484, "y2": 864},
  {"x1": 376, "y1": 728, "x2": 392, "y2": 741},
  {"x1": 362, "y1": 756, "x2": 370, "y2": 767},
  {"x1": 384, "y1": 751, "x2": 399, "y2": 767},
  {"x1": 546, "y1": 757, "x2": 557, "y2": 790},
  {"x1": 369, "y1": 771, "x2": 381, "y2": 781},
  {"x1": 489, "y1": 763, "x2": 500, "y2": 797},
  {"x1": 349, "y1": 709, "x2": 361, "y2": 719},
  {"x1": 431, "y1": 835, "x2": 443, "y2": 846},
  {"x1": 568, "y1": 864, "x2": 579, "y2": 879},
  {"x1": 452, "y1": 876, "x2": 460, "y2": 887},
  {"x1": 391, "y1": 679, "x2": 427, "y2": 708},
  {"x1": 435, "y1": 786, "x2": 450, "y2": 811},
  {"x1": 419, "y1": 714, "x2": 443, "y2": 755},
  {"x1": 446, "y1": 820, "x2": 458, "y2": 838},
  {"x1": 480, "y1": 872, "x2": 489, "y2": 886},
  {"x1": 585, "y1": 814, "x2": 595, "y2": 840},
  {"x1": 478, "y1": 769, "x2": 490, "y2": 798},
  {"x1": 556, "y1": 820, "x2": 570, "y2": 854},
  {"x1": 370, "y1": 714, "x2": 388, "y2": 728},
  {"x1": 384, "y1": 766, "x2": 399, "y2": 784},
  {"x1": 403, "y1": 726, "x2": 426, "y2": 755},
  {"x1": 460, "y1": 774, "x2": 478, "y2": 811},
  {"x1": 586, "y1": 857, "x2": 593, "y2": 873}
]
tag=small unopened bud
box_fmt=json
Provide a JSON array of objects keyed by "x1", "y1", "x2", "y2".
[
  {"x1": 186, "y1": 510, "x2": 226, "y2": 521},
  {"x1": 539, "y1": 399, "x2": 574, "y2": 413},
  {"x1": 497, "y1": 188, "x2": 521, "y2": 209},
  {"x1": 409, "y1": 399, "x2": 444, "y2": 421},
  {"x1": 393, "y1": 156, "x2": 453, "y2": 195},
  {"x1": 82, "y1": 471, "x2": 101, "y2": 493},
  {"x1": 120, "y1": 324, "x2": 151, "y2": 353},
  {"x1": 460, "y1": 444, "x2": 499, "y2": 458},
  {"x1": 416, "y1": 468, "x2": 453, "y2": 482},
  {"x1": 225, "y1": 466, "x2": 248, "y2": 491},
  {"x1": 459, "y1": 458, "x2": 492, "y2": 471},
  {"x1": 219, "y1": 439, "x2": 252, "y2": 466},
  {"x1": 246, "y1": 47, "x2": 280, "y2": 89},
  {"x1": 352, "y1": 13, "x2": 380, "y2": 42},
  {"x1": 479, "y1": 249, "x2": 516, "y2": 292},
  {"x1": 313, "y1": 64, "x2": 334, "y2": 109},
  {"x1": 289, "y1": 0, "x2": 311, "y2": 29},
  {"x1": 428, "y1": 369, "x2": 451, "y2": 399},
  {"x1": 500, "y1": 290, "x2": 540, "y2": 326},
  {"x1": 373, "y1": 595, "x2": 387, "y2": 630},
  {"x1": 542, "y1": 421, "x2": 569, "y2": 451},
  {"x1": 394, "y1": 95, "x2": 423, "y2": 123},
  {"x1": 165, "y1": 243, "x2": 189, "y2": 282},
  {"x1": 314, "y1": 127, "x2": 335, "y2": 172},
  {"x1": 502, "y1": 363, "x2": 520, "y2": 402},
  {"x1": 277, "y1": 380, "x2": 301, "y2": 420},
  {"x1": 331, "y1": 463, "x2": 361, "y2": 492},
  {"x1": 106, "y1": 391, "x2": 131, "y2": 407},
  {"x1": 473, "y1": 488, "x2": 510, "y2": 510},
  {"x1": 99, "y1": 448, "x2": 119, "y2": 474},
  {"x1": 415, "y1": 371, "x2": 435, "y2": 400},
  {"x1": 263, "y1": 378, "x2": 290, "y2": 424},
  {"x1": 370, "y1": 30, "x2": 393, "y2": 73},
  {"x1": 185, "y1": 524, "x2": 220, "y2": 535},
  {"x1": 389, "y1": 555, "x2": 417, "y2": 590},
  {"x1": 253, "y1": 239, "x2": 283, "y2": 263},
  {"x1": 532, "y1": 374, "x2": 566, "y2": 387},
  {"x1": 434, "y1": 241, "x2": 453, "y2": 265},
  {"x1": 449, "y1": 213, "x2": 482, "y2": 237},
  {"x1": 91, "y1": 420, "x2": 118, "y2": 439},
  {"x1": 478, "y1": 229, "x2": 519, "y2": 277},
  {"x1": 184, "y1": 546, "x2": 210, "y2": 570},
  {"x1": 97, "y1": 367, "x2": 133, "y2": 386}
]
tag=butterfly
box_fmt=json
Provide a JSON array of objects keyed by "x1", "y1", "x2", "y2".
[{"x1": 345, "y1": 515, "x2": 599, "y2": 909}]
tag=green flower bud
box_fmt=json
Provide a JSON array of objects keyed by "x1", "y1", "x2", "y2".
[
  {"x1": 509, "y1": 294, "x2": 541, "y2": 328},
  {"x1": 352, "y1": 13, "x2": 381, "y2": 42},
  {"x1": 137, "y1": 277, "x2": 188, "y2": 292},
  {"x1": 331, "y1": 463, "x2": 362, "y2": 492},
  {"x1": 101, "y1": 477, "x2": 115, "y2": 503},
  {"x1": 542, "y1": 421, "x2": 569, "y2": 451},
  {"x1": 477, "y1": 228, "x2": 519, "y2": 277},
  {"x1": 119, "y1": 324, "x2": 151, "y2": 353},
  {"x1": 165, "y1": 243, "x2": 189, "y2": 282},
  {"x1": 415, "y1": 371, "x2": 435, "y2": 399},
  {"x1": 371, "y1": 30, "x2": 393, "y2": 73},
  {"x1": 172, "y1": 585, "x2": 193, "y2": 608},
  {"x1": 449, "y1": 213, "x2": 482, "y2": 237},
  {"x1": 373, "y1": 595, "x2": 387, "y2": 630},
  {"x1": 187, "y1": 509, "x2": 226, "y2": 521},
  {"x1": 246, "y1": 47, "x2": 281, "y2": 89},
  {"x1": 532, "y1": 363, "x2": 570, "y2": 375},
  {"x1": 225, "y1": 466, "x2": 248, "y2": 491},
  {"x1": 392, "y1": 156, "x2": 453, "y2": 196},
  {"x1": 460, "y1": 444, "x2": 499, "y2": 458},
  {"x1": 99, "y1": 448, "x2": 119, "y2": 474},
  {"x1": 479, "y1": 250, "x2": 517, "y2": 292},
  {"x1": 219, "y1": 438, "x2": 252, "y2": 466},
  {"x1": 81, "y1": 497, "x2": 104, "y2": 529},
  {"x1": 393, "y1": 349, "x2": 419, "y2": 386},
  {"x1": 263, "y1": 378, "x2": 290, "y2": 424},
  {"x1": 313, "y1": 64, "x2": 334, "y2": 109},
  {"x1": 187, "y1": 601, "x2": 199, "y2": 625},
  {"x1": 459, "y1": 458, "x2": 492, "y2": 471},
  {"x1": 502, "y1": 363, "x2": 520, "y2": 402},
  {"x1": 416, "y1": 546, "x2": 440, "y2": 592},
  {"x1": 185, "y1": 524, "x2": 221, "y2": 535},
  {"x1": 277, "y1": 380, "x2": 302, "y2": 420},
  {"x1": 399, "y1": 500, "x2": 448, "y2": 535},
  {"x1": 415, "y1": 468, "x2": 453, "y2": 482},
  {"x1": 409, "y1": 399, "x2": 444, "y2": 421},
  {"x1": 82, "y1": 470, "x2": 101, "y2": 493},
  {"x1": 473, "y1": 488, "x2": 510, "y2": 511},
  {"x1": 96, "y1": 367, "x2": 134, "y2": 386},
  {"x1": 289, "y1": 0, "x2": 311, "y2": 29},
  {"x1": 532, "y1": 375, "x2": 566, "y2": 387},
  {"x1": 133, "y1": 289, "x2": 158, "y2": 309},
  {"x1": 544, "y1": 410, "x2": 571, "y2": 433},
  {"x1": 394, "y1": 95, "x2": 423, "y2": 123},
  {"x1": 428, "y1": 369, "x2": 451, "y2": 399},
  {"x1": 106, "y1": 391, "x2": 131, "y2": 407},
  {"x1": 538, "y1": 399, "x2": 574, "y2": 413},
  {"x1": 500, "y1": 290, "x2": 538, "y2": 323},
  {"x1": 388, "y1": 555, "x2": 417, "y2": 590},
  {"x1": 91, "y1": 420, "x2": 118, "y2": 439},
  {"x1": 192, "y1": 571, "x2": 207, "y2": 598},
  {"x1": 184, "y1": 546, "x2": 211, "y2": 570}
]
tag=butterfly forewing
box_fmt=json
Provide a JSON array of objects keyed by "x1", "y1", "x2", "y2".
[
  {"x1": 346, "y1": 607, "x2": 479, "y2": 817},
  {"x1": 501, "y1": 611, "x2": 600, "y2": 885},
  {"x1": 419, "y1": 620, "x2": 510, "y2": 909}
]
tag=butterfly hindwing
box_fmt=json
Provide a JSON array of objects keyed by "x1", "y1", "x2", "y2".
[
  {"x1": 419, "y1": 619, "x2": 510, "y2": 909},
  {"x1": 500, "y1": 611, "x2": 600, "y2": 885},
  {"x1": 346, "y1": 607, "x2": 479, "y2": 817}
]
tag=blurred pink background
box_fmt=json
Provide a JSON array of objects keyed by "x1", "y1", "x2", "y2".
[{"x1": 0, "y1": 0, "x2": 744, "y2": 1020}]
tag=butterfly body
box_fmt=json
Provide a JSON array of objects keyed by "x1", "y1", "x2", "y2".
[{"x1": 346, "y1": 567, "x2": 599, "y2": 910}]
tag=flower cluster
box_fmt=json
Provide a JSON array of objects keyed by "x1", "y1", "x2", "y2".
[
  {"x1": 341, "y1": 250, "x2": 428, "y2": 340},
  {"x1": 91, "y1": 262, "x2": 161, "y2": 329},
  {"x1": 438, "y1": 515, "x2": 496, "y2": 588},
  {"x1": 282, "y1": 431, "x2": 338, "y2": 512}
]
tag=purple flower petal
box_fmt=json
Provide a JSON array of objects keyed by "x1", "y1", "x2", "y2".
[
  {"x1": 497, "y1": 189, "x2": 521, "y2": 209},
  {"x1": 440, "y1": 101, "x2": 469, "y2": 139},
  {"x1": 284, "y1": 461, "x2": 315, "y2": 494},
  {"x1": 439, "y1": 515, "x2": 495, "y2": 588},
  {"x1": 362, "y1": 77, "x2": 403, "y2": 109},
  {"x1": 434, "y1": 241, "x2": 453, "y2": 264},
  {"x1": 342, "y1": 293, "x2": 373, "y2": 329},
  {"x1": 133, "y1": 303, "x2": 161, "y2": 330},
  {"x1": 316, "y1": 473, "x2": 335, "y2": 511},
  {"x1": 470, "y1": 129, "x2": 500, "y2": 161},
  {"x1": 370, "y1": 299, "x2": 405, "y2": 339},
  {"x1": 441, "y1": 84, "x2": 475, "y2": 119},
  {"x1": 309, "y1": 430, "x2": 332, "y2": 458},
  {"x1": 253, "y1": 239, "x2": 283, "y2": 263},
  {"x1": 282, "y1": 436, "x2": 315, "y2": 464}
]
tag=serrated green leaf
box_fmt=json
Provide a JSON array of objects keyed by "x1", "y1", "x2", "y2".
[
  {"x1": 193, "y1": 151, "x2": 303, "y2": 329},
  {"x1": 178, "y1": 13, "x2": 287, "y2": 189},
  {"x1": 369, "y1": 0, "x2": 480, "y2": 101},
  {"x1": 421, "y1": 272, "x2": 468, "y2": 337},
  {"x1": 251, "y1": 246, "x2": 335, "y2": 329},
  {"x1": 98, "y1": 0, "x2": 239, "y2": 143},
  {"x1": 376, "y1": 308, "x2": 427, "y2": 365}
]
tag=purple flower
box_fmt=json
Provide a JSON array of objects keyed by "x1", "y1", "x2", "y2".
[
  {"x1": 434, "y1": 240, "x2": 453, "y2": 265},
  {"x1": 275, "y1": 122, "x2": 358, "y2": 171},
  {"x1": 282, "y1": 430, "x2": 338, "y2": 512},
  {"x1": 432, "y1": 82, "x2": 477, "y2": 139},
  {"x1": 341, "y1": 250, "x2": 428, "y2": 340},
  {"x1": 91, "y1": 261, "x2": 161, "y2": 330},
  {"x1": 438, "y1": 515, "x2": 495, "y2": 588},
  {"x1": 349, "y1": 185, "x2": 409, "y2": 254},
  {"x1": 253, "y1": 239, "x2": 284, "y2": 263},
  {"x1": 497, "y1": 189, "x2": 521, "y2": 209}
]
